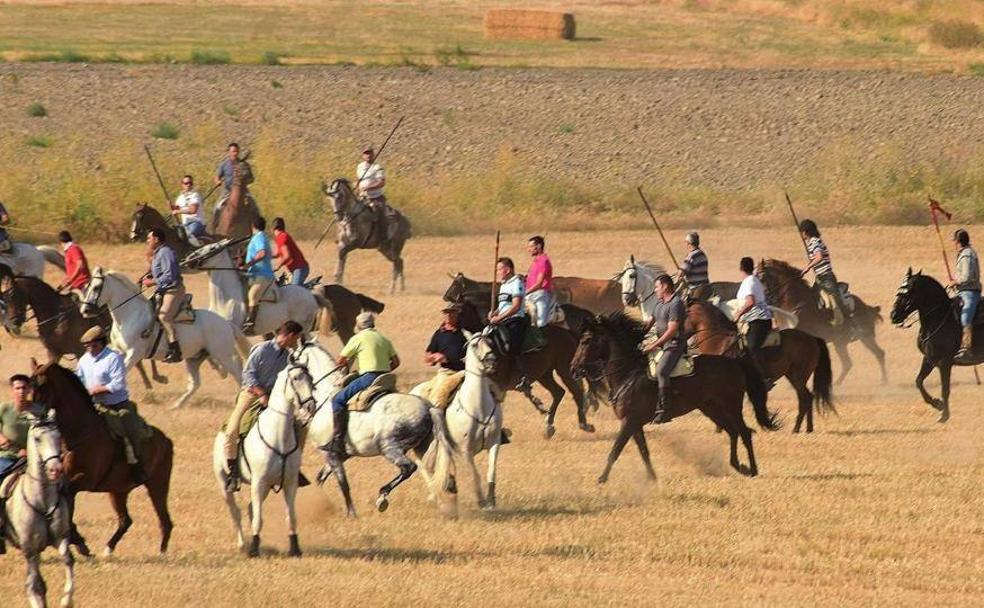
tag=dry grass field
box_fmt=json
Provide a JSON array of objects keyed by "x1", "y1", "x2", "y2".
[{"x1": 0, "y1": 226, "x2": 982, "y2": 606}]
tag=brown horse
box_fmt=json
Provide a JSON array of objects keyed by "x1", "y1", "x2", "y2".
[
  {"x1": 757, "y1": 259, "x2": 886, "y2": 385},
  {"x1": 686, "y1": 300, "x2": 834, "y2": 433},
  {"x1": 445, "y1": 272, "x2": 621, "y2": 314},
  {"x1": 317, "y1": 283, "x2": 386, "y2": 346},
  {"x1": 130, "y1": 203, "x2": 199, "y2": 260},
  {"x1": 30, "y1": 361, "x2": 175, "y2": 556},
  {"x1": 211, "y1": 162, "x2": 259, "y2": 259},
  {"x1": 572, "y1": 312, "x2": 780, "y2": 482}
]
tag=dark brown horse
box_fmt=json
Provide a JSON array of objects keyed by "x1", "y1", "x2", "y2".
[
  {"x1": 129, "y1": 203, "x2": 200, "y2": 260},
  {"x1": 757, "y1": 259, "x2": 886, "y2": 385},
  {"x1": 30, "y1": 361, "x2": 175, "y2": 556},
  {"x1": 446, "y1": 272, "x2": 622, "y2": 314},
  {"x1": 686, "y1": 300, "x2": 834, "y2": 433},
  {"x1": 572, "y1": 313, "x2": 780, "y2": 482},
  {"x1": 316, "y1": 283, "x2": 386, "y2": 346}
]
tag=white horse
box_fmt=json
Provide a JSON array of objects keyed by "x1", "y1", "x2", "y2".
[
  {"x1": 211, "y1": 351, "x2": 319, "y2": 558},
  {"x1": 79, "y1": 267, "x2": 246, "y2": 409},
  {"x1": 184, "y1": 245, "x2": 334, "y2": 340},
  {"x1": 1, "y1": 413, "x2": 75, "y2": 608},
  {"x1": 412, "y1": 329, "x2": 504, "y2": 510},
  {"x1": 617, "y1": 256, "x2": 798, "y2": 329},
  {"x1": 298, "y1": 342, "x2": 457, "y2": 517},
  {"x1": 0, "y1": 243, "x2": 63, "y2": 279}
]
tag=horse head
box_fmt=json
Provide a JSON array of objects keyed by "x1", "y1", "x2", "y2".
[
  {"x1": 26, "y1": 411, "x2": 64, "y2": 482},
  {"x1": 890, "y1": 267, "x2": 924, "y2": 325},
  {"x1": 618, "y1": 257, "x2": 639, "y2": 306},
  {"x1": 30, "y1": 360, "x2": 97, "y2": 430},
  {"x1": 571, "y1": 314, "x2": 610, "y2": 380},
  {"x1": 325, "y1": 178, "x2": 354, "y2": 220},
  {"x1": 465, "y1": 329, "x2": 497, "y2": 376},
  {"x1": 130, "y1": 203, "x2": 163, "y2": 243},
  {"x1": 283, "y1": 356, "x2": 319, "y2": 427},
  {"x1": 80, "y1": 267, "x2": 107, "y2": 319},
  {"x1": 0, "y1": 276, "x2": 28, "y2": 332}
]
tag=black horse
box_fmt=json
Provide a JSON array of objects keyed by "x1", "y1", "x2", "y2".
[{"x1": 890, "y1": 267, "x2": 981, "y2": 423}]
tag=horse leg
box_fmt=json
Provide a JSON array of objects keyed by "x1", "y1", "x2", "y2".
[
  {"x1": 938, "y1": 364, "x2": 952, "y2": 424},
  {"x1": 58, "y1": 537, "x2": 75, "y2": 608},
  {"x1": 335, "y1": 245, "x2": 351, "y2": 285},
  {"x1": 146, "y1": 462, "x2": 174, "y2": 553},
  {"x1": 220, "y1": 477, "x2": 246, "y2": 551},
  {"x1": 104, "y1": 492, "x2": 132, "y2": 556},
  {"x1": 738, "y1": 423, "x2": 758, "y2": 477},
  {"x1": 64, "y1": 493, "x2": 90, "y2": 558},
  {"x1": 598, "y1": 417, "x2": 638, "y2": 484},
  {"x1": 537, "y1": 372, "x2": 565, "y2": 439},
  {"x1": 483, "y1": 439, "x2": 502, "y2": 510},
  {"x1": 915, "y1": 357, "x2": 943, "y2": 411},
  {"x1": 833, "y1": 340, "x2": 852, "y2": 385},
  {"x1": 248, "y1": 480, "x2": 272, "y2": 558},
  {"x1": 375, "y1": 447, "x2": 418, "y2": 513},
  {"x1": 555, "y1": 362, "x2": 595, "y2": 433},
  {"x1": 859, "y1": 333, "x2": 888, "y2": 385},
  {"x1": 24, "y1": 552, "x2": 47, "y2": 608},
  {"x1": 150, "y1": 360, "x2": 168, "y2": 384},
  {"x1": 170, "y1": 357, "x2": 203, "y2": 410},
  {"x1": 135, "y1": 361, "x2": 154, "y2": 390},
  {"x1": 397, "y1": 255, "x2": 405, "y2": 292},
  {"x1": 632, "y1": 430, "x2": 657, "y2": 481},
  {"x1": 325, "y1": 453, "x2": 357, "y2": 518},
  {"x1": 792, "y1": 384, "x2": 813, "y2": 434},
  {"x1": 464, "y1": 448, "x2": 486, "y2": 506},
  {"x1": 283, "y1": 481, "x2": 301, "y2": 557}
]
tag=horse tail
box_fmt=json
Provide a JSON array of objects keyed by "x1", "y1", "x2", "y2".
[
  {"x1": 356, "y1": 292, "x2": 385, "y2": 314},
  {"x1": 38, "y1": 245, "x2": 65, "y2": 271},
  {"x1": 312, "y1": 290, "x2": 337, "y2": 339},
  {"x1": 738, "y1": 356, "x2": 781, "y2": 431},
  {"x1": 424, "y1": 407, "x2": 458, "y2": 518},
  {"x1": 812, "y1": 338, "x2": 836, "y2": 414}
]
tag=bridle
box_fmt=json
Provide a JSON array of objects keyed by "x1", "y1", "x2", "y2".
[{"x1": 21, "y1": 420, "x2": 65, "y2": 521}]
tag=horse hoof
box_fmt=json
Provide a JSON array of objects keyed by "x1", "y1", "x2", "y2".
[
  {"x1": 544, "y1": 425, "x2": 556, "y2": 439},
  {"x1": 579, "y1": 423, "x2": 596, "y2": 433},
  {"x1": 481, "y1": 501, "x2": 496, "y2": 512},
  {"x1": 247, "y1": 535, "x2": 260, "y2": 558},
  {"x1": 60, "y1": 597, "x2": 74, "y2": 608},
  {"x1": 596, "y1": 476, "x2": 608, "y2": 485},
  {"x1": 938, "y1": 411, "x2": 950, "y2": 423},
  {"x1": 376, "y1": 495, "x2": 390, "y2": 513},
  {"x1": 76, "y1": 544, "x2": 91, "y2": 558},
  {"x1": 103, "y1": 546, "x2": 114, "y2": 557}
]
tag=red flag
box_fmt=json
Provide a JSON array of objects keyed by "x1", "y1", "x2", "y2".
[{"x1": 929, "y1": 197, "x2": 952, "y2": 221}]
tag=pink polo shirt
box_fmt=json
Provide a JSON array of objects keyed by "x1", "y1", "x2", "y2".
[{"x1": 526, "y1": 254, "x2": 553, "y2": 292}]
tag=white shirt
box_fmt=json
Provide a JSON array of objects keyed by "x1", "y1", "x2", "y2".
[
  {"x1": 355, "y1": 162, "x2": 385, "y2": 198},
  {"x1": 174, "y1": 191, "x2": 204, "y2": 225},
  {"x1": 496, "y1": 275, "x2": 526, "y2": 317},
  {"x1": 736, "y1": 275, "x2": 772, "y2": 322}
]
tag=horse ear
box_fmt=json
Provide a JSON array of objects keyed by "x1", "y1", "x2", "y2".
[
  {"x1": 630, "y1": 254, "x2": 635, "y2": 264},
  {"x1": 462, "y1": 329, "x2": 474, "y2": 340},
  {"x1": 30, "y1": 357, "x2": 38, "y2": 373}
]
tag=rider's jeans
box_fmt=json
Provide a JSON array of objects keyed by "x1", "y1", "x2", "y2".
[{"x1": 958, "y1": 290, "x2": 981, "y2": 327}]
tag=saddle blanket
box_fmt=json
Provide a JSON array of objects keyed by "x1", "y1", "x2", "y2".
[
  {"x1": 339, "y1": 373, "x2": 397, "y2": 411},
  {"x1": 417, "y1": 371, "x2": 466, "y2": 410},
  {"x1": 647, "y1": 350, "x2": 695, "y2": 380}
]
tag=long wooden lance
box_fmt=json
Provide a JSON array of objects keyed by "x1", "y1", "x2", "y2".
[
  {"x1": 636, "y1": 187, "x2": 680, "y2": 272},
  {"x1": 143, "y1": 144, "x2": 178, "y2": 227},
  {"x1": 928, "y1": 197, "x2": 954, "y2": 282},
  {"x1": 785, "y1": 191, "x2": 811, "y2": 259},
  {"x1": 314, "y1": 115, "x2": 406, "y2": 249},
  {"x1": 490, "y1": 230, "x2": 501, "y2": 315}
]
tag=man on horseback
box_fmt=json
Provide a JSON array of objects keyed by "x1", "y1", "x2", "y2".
[
  {"x1": 734, "y1": 256, "x2": 775, "y2": 387},
  {"x1": 142, "y1": 228, "x2": 185, "y2": 363},
  {"x1": 799, "y1": 219, "x2": 856, "y2": 333},
  {"x1": 356, "y1": 146, "x2": 390, "y2": 244},
  {"x1": 55, "y1": 230, "x2": 91, "y2": 295},
  {"x1": 331, "y1": 313, "x2": 400, "y2": 459},
  {"x1": 214, "y1": 143, "x2": 254, "y2": 209},
  {"x1": 223, "y1": 321, "x2": 304, "y2": 492},
  {"x1": 272, "y1": 217, "x2": 310, "y2": 286},
  {"x1": 0, "y1": 374, "x2": 45, "y2": 554},
  {"x1": 950, "y1": 229, "x2": 980, "y2": 363},
  {"x1": 489, "y1": 257, "x2": 531, "y2": 392},
  {"x1": 641, "y1": 274, "x2": 686, "y2": 424},
  {"x1": 76, "y1": 326, "x2": 148, "y2": 484},
  {"x1": 242, "y1": 216, "x2": 275, "y2": 334},
  {"x1": 170, "y1": 174, "x2": 205, "y2": 246},
  {"x1": 525, "y1": 235, "x2": 554, "y2": 328},
  {"x1": 677, "y1": 231, "x2": 709, "y2": 299},
  {"x1": 423, "y1": 304, "x2": 467, "y2": 409},
  {"x1": 0, "y1": 201, "x2": 11, "y2": 253}
]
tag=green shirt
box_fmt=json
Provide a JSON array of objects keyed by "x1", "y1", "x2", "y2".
[
  {"x1": 340, "y1": 328, "x2": 397, "y2": 373},
  {"x1": 0, "y1": 402, "x2": 40, "y2": 460}
]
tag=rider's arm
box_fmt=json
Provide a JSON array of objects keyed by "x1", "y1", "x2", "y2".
[
  {"x1": 527, "y1": 274, "x2": 544, "y2": 294},
  {"x1": 802, "y1": 249, "x2": 821, "y2": 275},
  {"x1": 643, "y1": 319, "x2": 679, "y2": 353},
  {"x1": 491, "y1": 295, "x2": 522, "y2": 323},
  {"x1": 734, "y1": 294, "x2": 756, "y2": 320}
]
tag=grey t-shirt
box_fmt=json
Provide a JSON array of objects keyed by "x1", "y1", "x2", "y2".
[{"x1": 652, "y1": 295, "x2": 687, "y2": 350}]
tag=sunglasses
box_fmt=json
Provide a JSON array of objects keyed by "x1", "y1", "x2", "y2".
[{"x1": 182, "y1": 181, "x2": 193, "y2": 185}]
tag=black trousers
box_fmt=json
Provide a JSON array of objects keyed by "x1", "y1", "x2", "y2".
[
  {"x1": 500, "y1": 317, "x2": 527, "y2": 356},
  {"x1": 745, "y1": 319, "x2": 772, "y2": 352}
]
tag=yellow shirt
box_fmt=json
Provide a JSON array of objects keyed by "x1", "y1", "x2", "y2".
[{"x1": 340, "y1": 328, "x2": 397, "y2": 373}]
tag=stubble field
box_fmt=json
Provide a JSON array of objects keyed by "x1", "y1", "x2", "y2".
[{"x1": 0, "y1": 226, "x2": 982, "y2": 606}]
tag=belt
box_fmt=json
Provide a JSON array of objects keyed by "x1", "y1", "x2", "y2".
[{"x1": 99, "y1": 399, "x2": 131, "y2": 408}]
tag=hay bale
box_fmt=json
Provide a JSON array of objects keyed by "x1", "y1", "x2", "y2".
[{"x1": 483, "y1": 9, "x2": 575, "y2": 41}]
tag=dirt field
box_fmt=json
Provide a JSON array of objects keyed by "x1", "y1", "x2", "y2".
[{"x1": 0, "y1": 226, "x2": 982, "y2": 606}]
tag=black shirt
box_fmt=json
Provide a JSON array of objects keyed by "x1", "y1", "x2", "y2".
[{"x1": 426, "y1": 327, "x2": 467, "y2": 371}]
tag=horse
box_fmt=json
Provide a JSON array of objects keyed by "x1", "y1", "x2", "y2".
[
  {"x1": 30, "y1": 361, "x2": 175, "y2": 557},
  {"x1": 686, "y1": 299, "x2": 834, "y2": 433},
  {"x1": 572, "y1": 313, "x2": 780, "y2": 481},
  {"x1": 757, "y1": 258, "x2": 887, "y2": 385},
  {"x1": 0, "y1": 272, "x2": 168, "y2": 389},
  {"x1": 890, "y1": 268, "x2": 980, "y2": 423},
  {"x1": 323, "y1": 178, "x2": 411, "y2": 293},
  {"x1": 130, "y1": 202, "x2": 203, "y2": 260},
  {"x1": 297, "y1": 342, "x2": 457, "y2": 518},
  {"x1": 211, "y1": 347, "x2": 321, "y2": 557},
  {"x1": 413, "y1": 330, "x2": 503, "y2": 509},
  {"x1": 0, "y1": 242, "x2": 63, "y2": 279},
  {"x1": 1, "y1": 413, "x2": 76, "y2": 608},
  {"x1": 211, "y1": 161, "x2": 259, "y2": 252},
  {"x1": 445, "y1": 271, "x2": 622, "y2": 314},
  {"x1": 79, "y1": 267, "x2": 245, "y2": 409}
]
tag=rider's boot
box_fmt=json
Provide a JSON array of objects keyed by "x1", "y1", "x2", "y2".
[
  {"x1": 243, "y1": 306, "x2": 258, "y2": 335},
  {"x1": 956, "y1": 326, "x2": 975, "y2": 363},
  {"x1": 225, "y1": 458, "x2": 241, "y2": 493},
  {"x1": 651, "y1": 386, "x2": 671, "y2": 424},
  {"x1": 513, "y1": 356, "x2": 533, "y2": 394},
  {"x1": 329, "y1": 410, "x2": 349, "y2": 461},
  {"x1": 164, "y1": 341, "x2": 182, "y2": 364}
]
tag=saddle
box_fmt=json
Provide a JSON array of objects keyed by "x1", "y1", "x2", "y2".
[
  {"x1": 524, "y1": 300, "x2": 566, "y2": 327},
  {"x1": 490, "y1": 323, "x2": 547, "y2": 356},
  {"x1": 419, "y1": 371, "x2": 466, "y2": 410},
  {"x1": 813, "y1": 281, "x2": 856, "y2": 315},
  {"x1": 647, "y1": 349, "x2": 695, "y2": 380},
  {"x1": 0, "y1": 463, "x2": 25, "y2": 501},
  {"x1": 339, "y1": 373, "x2": 397, "y2": 411},
  {"x1": 94, "y1": 402, "x2": 152, "y2": 444}
]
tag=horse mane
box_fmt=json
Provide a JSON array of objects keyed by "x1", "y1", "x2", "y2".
[
  {"x1": 137, "y1": 204, "x2": 166, "y2": 222},
  {"x1": 595, "y1": 311, "x2": 648, "y2": 364},
  {"x1": 102, "y1": 269, "x2": 140, "y2": 293},
  {"x1": 913, "y1": 272, "x2": 948, "y2": 298},
  {"x1": 636, "y1": 261, "x2": 667, "y2": 276},
  {"x1": 689, "y1": 300, "x2": 737, "y2": 330},
  {"x1": 34, "y1": 362, "x2": 97, "y2": 415},
  {"x1": 760, "y1": 258, "x2": 813, "y2": 297}
]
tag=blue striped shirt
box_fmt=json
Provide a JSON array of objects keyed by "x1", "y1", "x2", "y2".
[{"x1": 806, "y1": 237, "x2": 833, "y2": 277}]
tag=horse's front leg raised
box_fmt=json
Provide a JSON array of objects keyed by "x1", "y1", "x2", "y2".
[
  {"x1": 335, "y1": 244, "x2": 352, "y2": 286},
  {"x1": 915, "y1": 357, "x2": 943, "y2": 411},
  {"x1": 375, "y1": 446, "x2": 418, "y2": 513}
]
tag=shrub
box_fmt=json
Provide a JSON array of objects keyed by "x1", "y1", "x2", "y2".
[
  {"x1": 26, "y1": 102, "x2": 46, "y2": 118},
  {"x1": 25, "y1": 135, "x2": 52, "y2": 148},
  {"x1": 928, "y1": 20, "x2": 983, "y2": 49},
  {"x1": 190, "y1": 49, "x2": 230, "y2": 65},
  {"x1": 261, "y1": 51, "x2": 283, "y2": 66},
  {"x1": 271, "y1": 80, "x2": 283, "y2": 89},
  {"x1": 150, "y1": 122, "x2": 180, "y2": 140},
  {"x1": 969, "y1": 63, "x2": 984, "y2": 76}
]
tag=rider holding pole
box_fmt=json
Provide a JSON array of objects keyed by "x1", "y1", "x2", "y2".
[{"x1": 949, "y1": 229, "x2": 980, "y2": 363}]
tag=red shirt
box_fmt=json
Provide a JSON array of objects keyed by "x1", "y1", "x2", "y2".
[
  {"x1": 274, "y1": 231, "x2": 308, "y2": 272},
  {"x1": 64, "y1": 242, "x2": 91, "y2": 290}
]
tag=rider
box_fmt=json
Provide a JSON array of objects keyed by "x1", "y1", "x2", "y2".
[
  {"x1": 142, "y1": 227, "x2": 185, "y2": 363},
  {"x1": 950, "y1": 228, "x2": 980, "y2": 363},
  {"x1": 171, "y1": 174, "x2": 205, "y2": 245},
  {"x1": 213, "y1": 142, "x2": 255, "y2": 219},
  {"x1": 678, "y1": 231, "x2": 709, "y2": 299},
  {"x1": 734, "y1": 256, "x2": 775, "y2": 387},
  {"x1": 641, "y1": 274, "x2": 686, "y2": 424},
  {"x1": 525, "y1": 235, "x2": 554, "y2": 328},
  {"x1": 799, "y1": 219, "x2": 856, "y2": 332},
  {"x1": 223, "y1": 321, "x2": 304, "y2": 492},
  {"x1": 0, "y1": 201, "x2": 12, "y2": 253},
  {"x1": 424, "y1": 304, "x2": 467, "y2": 409},
  {"x1": 0, "y1": 374, "x2": 45, "y2": 555},
  {"x1": 76, "y1": 326, "x2": 148, "y2": 484},
  {"x1": 272, "y1": 217, "x2": 310, "y2": 286},
  {"x1": 331, "y1": 313, "x2": 400, "y2": 460},
  {"x1": 242, "y1": 216, "x2": 275, "y2": 334},
  {"x1": 489, "y1": 257, "x2": 531, "y2": 392},
  {"x1": 355, "y1": 146, "x2": 389, "y2": 243},
  {"x1": 55, "y1": 230, "x2": 92, "y2": 295}
]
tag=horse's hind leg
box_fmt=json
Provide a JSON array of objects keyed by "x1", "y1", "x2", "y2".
[
  {"x1": 833, "y1": 340, "x2": 853, "y2": 385},
  {"x1": 104, "y1": 492, "x2": 133, "y2": 556},
  {"x1": 58, "y1": 537, "x2": 76, "y2": 608},
  {"x1": 738, "y1": 425, "x2": 758, "y2": 477},
  {"x1": 64, "y1": 493, "x2": 91, "y2": 557},
  {"x1": 632, "y1": 431, "x2": 657, "y2": 481},
  {"x1": 25, "y1": 552, "x2": 47, "y2": 608},
  {"x1": 170, "y1": 357, "x2": 203, "y2": 410},
  {"x1": 375, "y1": 447, "x2": 418, "y2": 513},
  {"x1": 859, "y1": 332, "x2": 888, "y2": 384},
  {"x1": 537, "y1": 372, "x2": 566, "y2": 439},
  {"x1": 792, "y1": 384, "x2": 813, "y2": 434}
]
